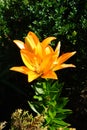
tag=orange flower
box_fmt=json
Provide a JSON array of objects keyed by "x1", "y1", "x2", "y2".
[{"x1": 10, "y1": 31, "x2": 76, "y2": 82}]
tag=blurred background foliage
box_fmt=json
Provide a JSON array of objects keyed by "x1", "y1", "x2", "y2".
[{"x1": 0, "y1": 0, "x2": 87, "y2": 130}]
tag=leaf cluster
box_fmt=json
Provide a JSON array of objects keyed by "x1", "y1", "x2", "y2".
[{"x1": 30, "y1": 80, "x2": 72, "y2": 129}]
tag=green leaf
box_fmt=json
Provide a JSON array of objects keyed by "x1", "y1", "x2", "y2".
[
  {"x1": 53, "y1": 119, "x2": 70, "y2": 127},
  {"x1": 28, "y1": 101, "x2": 39, "y2": 114},
  {"x1": 48, "y1": 110, "x2": 56, "y2": 119},
  {"x1": 35, "y1": 87, "x2": 44, "y2": 95},
  {"x1": 34, "y1": 95, "x2": 43, "y2": 101}
]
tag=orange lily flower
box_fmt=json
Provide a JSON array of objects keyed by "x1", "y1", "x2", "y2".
[{"x1": 10, "y1": 31, "x2": 76, "y2": 82}]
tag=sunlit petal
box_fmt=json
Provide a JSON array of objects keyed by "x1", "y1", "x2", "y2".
[
  {"x1": 28, "y1": 31, "x2": 39, "y2": 44},
  {"x1": 35, "y1": 42, "x2": 43, "y2": 58},
  {"x1": 20, "y1": 50, "x2": 35, "y2": 71},
  {"x1": 10, "y1": 66, "x2": 29, "y2": 74},
  {"x1": 56, "y1": 51, "x2": 76, "y2": 65},
  {"x1": 28, "y1": 71, "x2": 41, "y2": 82},
  {"x1": 40, "y1": 54, "x2": 53, "y2": 72},
  {"x1": 13, "y1": 40, "x2": 25, "y2": 49},
  {"x1": 42, "y1": 71, "x2": 57, "y2": 79},
  {"x1": 55, "y1": 41, "x2": 61, "y2": 57},
  {"x1": 25, "y1": 31, "x2": 40, "y2": 52},
  {"x1": 53, "y1": 63, "x2": 76, "y2": 71},
  {"x1": 25, "y1": 36, "x2": 36, "y2": 52},
  {"x1": 44, "y1": 45, "x2": 54, "y2": 55},
  {"x1": 42, "y1": 37, "x2": 56, "y2": 48}
]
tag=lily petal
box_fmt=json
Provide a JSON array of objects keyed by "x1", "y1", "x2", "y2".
[
  {"x1": 42, "y1": 71, "x2": 57, "y2": 79},
  {"x1": 35, "y1": 42, "x2": 43, "y2": 58},
  {"x1": 44, "y1": 45, "x2": 54, "y2": 55},
  {"x1": 53, "y1": 63, "x2": 76, "y2": 71},
  {"x1": 27, "y1": 31, "x2": 39, "y2": 44},
  {"x1": 56, "y1": 51, "x2": 76, "y2": 65},
  {"x1": 40, "y1": 54, "x2": 53, "y2": 72},
  {"x1": 42, "y1": 37, "x2": 56, "y2": 48},
  {"x1": 20, "y1": 50, "x2": 35, "y2": 71},
  {"x1": 13, "y1": 40, "x2": 25, "y2": 49},
  {"x1": 10, "y1": 66, "x2": 29, "y2": 74},
  {"x1": 25, "y1": 31, "x2": 40, "y2": 52},
  {"x1": 55, "y1": 41, "x2": 61, "y2": 57},
  {"x1": 28, "y1": 71, "x2": 41, "y2": 82},
  {"x1": 25, "y1": 36, "x2": 36, "y2": 52}
]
